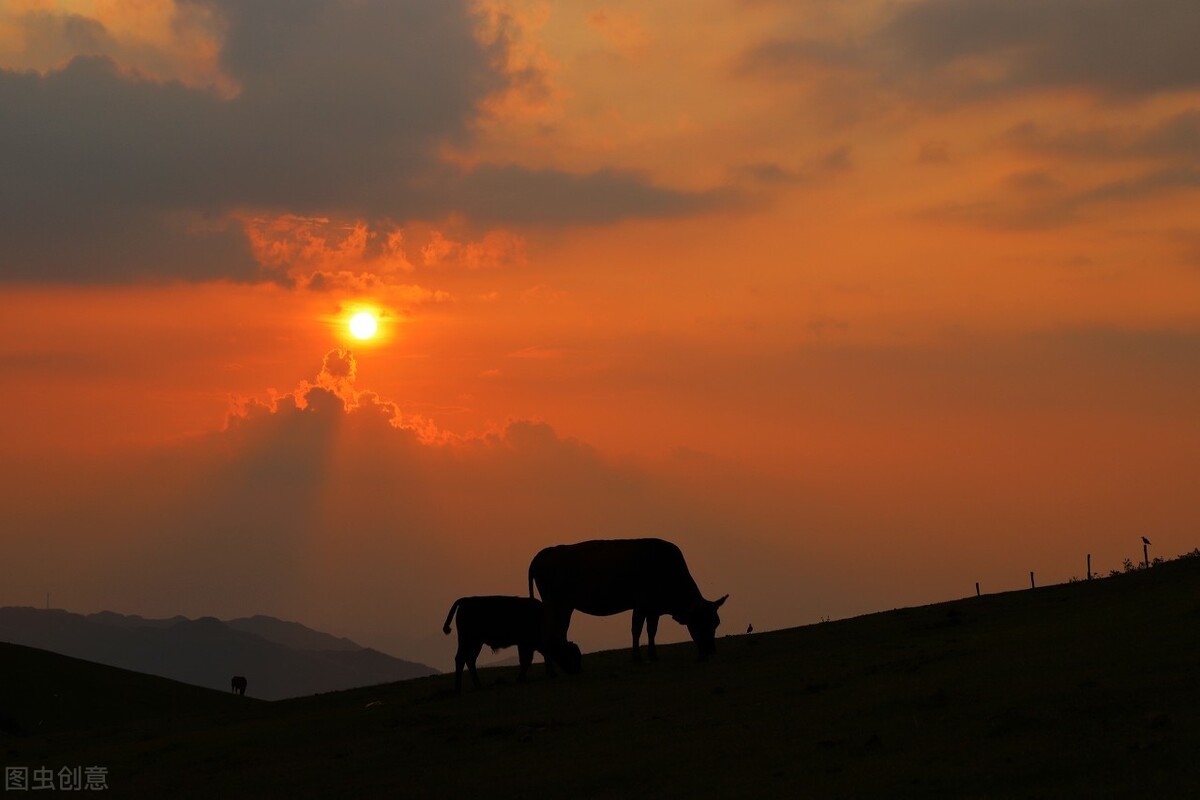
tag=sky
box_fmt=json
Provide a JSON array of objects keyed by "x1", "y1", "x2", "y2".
[{"x1": 2, "y1": 0, "x2": 1199, "y2": 667}]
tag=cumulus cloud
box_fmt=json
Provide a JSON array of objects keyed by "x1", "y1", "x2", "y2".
[
  {"x1": 0, "y1": 0, "x2": 735, "y2": 285},
  {"x1": 420, "y1": 229, "x2": 527, "y2": 270}
]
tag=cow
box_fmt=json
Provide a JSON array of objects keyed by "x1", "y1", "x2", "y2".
[
  {"x1": 231, "y1": 675, "x2": 247, "y2": 696},
  {"x1": 442, "y1": 596, "x2": 582, "y2": 692},
  {"x1": 529, "y1": 538, "x2": 728, "y2": 664}
]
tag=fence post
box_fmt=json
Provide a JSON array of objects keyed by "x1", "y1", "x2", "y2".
[
  {"x1": 1030, "y1": 571, "x2": 1035, "y2": 589},
  {"x1": 975, "y1": 582, "x2": 980, "y2": 597},
  {"x1": 1087, "y1": 553, "x2": 1092, "y2": 580}
]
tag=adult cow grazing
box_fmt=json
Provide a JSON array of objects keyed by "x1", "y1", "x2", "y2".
[
  {"x1": 529, "y1": 538, "x2": 728, "y2": 663},
  {"x1": 442, "y1": 596, "x2": 581, "y2": 692},
  {"x1": 231, "y1": 675, "x2": 247, "y2": 696}
]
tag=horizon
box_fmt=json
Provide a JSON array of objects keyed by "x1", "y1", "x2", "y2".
[{"x1": 3, "y1": 0, "x2": 1199, "y2": 672}]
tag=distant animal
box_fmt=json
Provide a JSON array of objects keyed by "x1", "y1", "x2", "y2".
[
  {"x1": 231, "y1": 675, "x2": 247, "y2": 696},
  {"x1": 442, "y1": 596, "x2": 582, "y2": 692},
  {"x1": 746, "y1": 624, "x2": 753, "y2": 634},
  {"x1": 529, "y1": 538, "x2": 728, "y2": 664},
  {"x1": 1142, "y1": 537, "x2": 1152, "y2": 545}
]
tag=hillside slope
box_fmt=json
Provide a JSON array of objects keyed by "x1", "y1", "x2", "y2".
[
  {"x1": 10, "y1": 556, "x2": 1200, "y2": 797},
  {"x1": 0, "y1": 642, "x2": 253, "y2": 737}
]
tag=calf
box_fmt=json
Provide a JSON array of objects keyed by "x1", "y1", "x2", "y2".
[
  {"x1": 231, "y1": 675, "x2": 247, "y2": 696},
  {"x1": 442, "y1": 596, "x2": 581, "y2": 691}
]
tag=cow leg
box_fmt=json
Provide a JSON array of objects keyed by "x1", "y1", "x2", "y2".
[
  {"x1": 454, "y1": 652, "x2": 465, "y2": 693},
  {"x1": 467, "y1": 646, "x2": 483, "y2": 689},
  {"x1": 543, "y1": 604, "x2": 574, "y2": 677},
  {"x1": 457, "y1": 640, "x2": 484, "y2": 691},
  {"x1": 540, "y1": 603, "x2": 558, "y2": 677},
  {"x1": 517, "y1": 644, "x2": 533, "y2": 682},
  {"x1": 631, "y1": 610, "x2": 646, "y2": 662},
  {"x1": 646, "y1": 614, "x2": 660, "y2": 662}
]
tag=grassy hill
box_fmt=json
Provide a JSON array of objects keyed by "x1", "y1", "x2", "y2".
[{"x1": 6, "y1": 555, "x2": 1200, "y2": 797}]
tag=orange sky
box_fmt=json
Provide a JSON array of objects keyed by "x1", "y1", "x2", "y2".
[{"x1": 2, "y1": 0, "x2": 1199, "y2": 665}]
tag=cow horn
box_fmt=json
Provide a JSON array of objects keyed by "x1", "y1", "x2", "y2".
[{"x1": 714, "y1": 594, "x2": 729, "y2": 608}]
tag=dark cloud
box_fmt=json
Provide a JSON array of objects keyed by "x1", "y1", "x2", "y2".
[
  {"x1": 452, "y1": 165, "x2": 739, "y2": 226},
  {"x1": 1073, "y1": 168, "x2": 1200, "y2": 206},
  {"x1": 739, "y1": 1, "x2": 1200, "y2": 101},
  {"x1": 0, "y1": 1, "x2": 734, "y2": 284},
  {"x1": 919, "y1": 167, "x2": 1200, "y2": 231},
  {"x1": 1007, "y1": 110, "x2": 1200, "y2": 164},
  {"x1": 880, "y1": 0, "x2": 1200, "y2": 98},
  {"x1": 919, "y1": 111, "x2": 1200, "y2": 231}
]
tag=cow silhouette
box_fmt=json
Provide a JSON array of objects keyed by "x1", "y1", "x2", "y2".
[
  {"x1": 529, "y1": 538, "x2": 728, "y2": 664},
  {"x1": 231, "y1": 675, "x2": 247, "y2": 696},
  {"x1": 442, "y1": 596, "x2": 581, "y2": 692}
]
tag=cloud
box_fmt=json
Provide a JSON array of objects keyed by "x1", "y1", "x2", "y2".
[
  {"x1": 451, "y1": 165, "x2": 738, "y2": 226},
  {"x1": 922, "y1": 165, "x2": 1200, "y2": 231},
  {"x1": 6, "y1": 11, "x2": 117, "y2": 68},
  {"x1": 420, "y1": 229, "x2": 526, "y2": 270},
  {"x1": 879, "y1": 0, "x2": 1200, "y2": 99},
  {"x1": 910, "y1": 109, "x2": 1200, "y2": 231},
  {"x1": 0, "y1": 3, "x2": 234, "y2": 92},
  {"x1": 735, "y1": 36, "x2": 862, "y2": 78},
  {"x1": 733, "y1": 146, "x2": 854, "y2": 188},
  {"x1": 739, "y1": 0, "x2": 1200, "y2": 102},
  {"x1": 0, "y1": 1, "x2": 734, "y2": 285},
  {"x1": 1007, "y1": 110, "x2": 1200, "y2": 164}
]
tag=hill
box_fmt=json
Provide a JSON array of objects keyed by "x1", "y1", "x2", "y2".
[
  {"x1": 6, "y1": 555, "x2": 1200, "y2": 797},
  {"x1": 0, "y1": 641, "x2": 253, "y2": 737},
  {"x1": 0, "y1": 609, "x2": 436, "y2": 700}
]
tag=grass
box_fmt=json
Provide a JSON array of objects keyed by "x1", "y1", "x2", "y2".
[{"x1": 5, "y1": 555, "x2": 1200, "y2": 797}]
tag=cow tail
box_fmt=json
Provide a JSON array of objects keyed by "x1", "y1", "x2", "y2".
[
  {"x1": 442, "y1": 598, "x2": 462, "y2": 635},
  {"x1": 528, "y1": 563, "x2": 536, "y2": 599}
]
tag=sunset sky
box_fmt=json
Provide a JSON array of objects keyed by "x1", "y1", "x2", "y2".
[{"x1": 3, "y1": 0, "x2": 1199, "y2": 666}]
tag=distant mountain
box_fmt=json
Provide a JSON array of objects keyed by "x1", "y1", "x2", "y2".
[
  {"x1": 86, "y1": 610, "x2": 189, "y2": 629},
  {"x1": 225, "y1": 614, "x2": 361, "y2": 652},
  {"x1": 0, "y1": 607, "x2": 437, "y2": 700}
]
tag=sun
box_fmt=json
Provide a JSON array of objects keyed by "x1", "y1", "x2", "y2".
[{"x1": 349, "y1": 311, "x2": 378, "y2": 340}]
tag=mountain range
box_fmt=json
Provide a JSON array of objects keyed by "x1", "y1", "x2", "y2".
[{"x1": 0, "y1": 607, "x2": 437, "y2": 700}]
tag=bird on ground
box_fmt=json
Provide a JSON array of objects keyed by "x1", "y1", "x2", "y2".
[{"x1": 746, "y1": 624, "x2": 753, "y2": 634}]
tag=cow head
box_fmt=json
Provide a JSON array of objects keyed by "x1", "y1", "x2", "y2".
[
  {"x1": 681, "y1": 594, "x2": 728, "y2": 658},
  {"x1": 552, "y1": 640, "x2": 583, "y2": 674}
]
